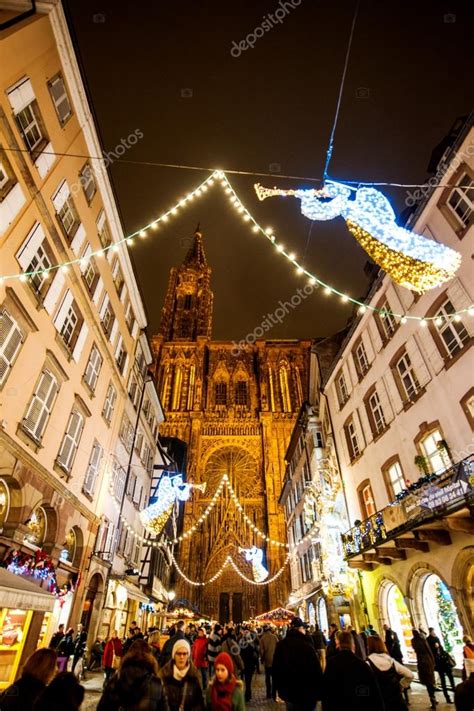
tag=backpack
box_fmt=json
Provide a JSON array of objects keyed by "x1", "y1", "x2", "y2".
[{"x1": 368, "y1": 659, "x2": 407, "y2": 710}]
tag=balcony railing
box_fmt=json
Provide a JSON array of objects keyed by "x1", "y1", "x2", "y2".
[{"x1": 342, "y1": 456, "x2": 473, "y2": 559}]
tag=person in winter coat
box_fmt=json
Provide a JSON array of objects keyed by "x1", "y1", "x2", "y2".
[
  {"x1": 383, "y1": 624, "x2": 403, "y2": 662},
  {"x1": 462, "y1": 636, "x2": 474, "y2": 681},
  {"x1": 49, "y1": 624, "x2": 65, "y2": 651},
  {"x1": 240, "y1": 632, "x2": 257, "y2": 702},
  {"x1": 149, "y1": 630, "x2": 162, "y2": 665},
  {"x1": 427, "y1": 627, "x2": 455, "y2": 704},
  {"x1": 311, "y1": 624, "x2": 328, "y2": 670},
  {"x1": 322, "y1": 631, "x2": 383, "y2": 711},
  {"x1": 33, "y1": 672, "x2": 84, "y2": 711},
  {"x1": 205, "y1": 652, "x2": 245, "y2": 711},
  {"x1": 367, "y1": 635, "x2": 413, "y2": 711},
  {"x1": 348, "y1": 626, "x2": 366, "y2": 661},
  {"x1": 260, "y1": 625, "x2": 278, "y2": 699},
  {"x1": 192, "y1": 627, "x2": 209, "y2": 688},
  {"x1": 325, "y1": 623, "x2": 338, "y2": 661},
  {"x1": 161, "y1": 621, "x2": 187, "y2": 668},
  {"x1": 221, "y1": 632, "x2": 244, "y2": 677},
  {"x1": 98, "y1": 639, "x2": 168, "y2": 711},
  {"x1": 159, "y1": 638, "x2": 204, "y2": 711},
  {"x1": 103, "y1": 630, "x2": 123, "y2": 683},
  {"x1": 56, "y1": 627, "x2": 75, "y2": 672},
  {"x1": 207, "y1": 625, "x2": 222, "y2": 678},
  {"x1": 455, "y1": 658, "x2": 474, "y2": 711},
  {"x1": 89, "y1": 637, "x2": 105, "y2": 671},
  {"x1": 273, "y1": 617, "x2": 323, "y2": 710},
  {"x1": 411, "y1": 629, "x2": 438, "y2": 709},
  {"x1": 71, "y1": 623, "x2": 87, "y2": 674},
  {"x1": 0, "y1": 648, "x2": 57, "y2": 711}
]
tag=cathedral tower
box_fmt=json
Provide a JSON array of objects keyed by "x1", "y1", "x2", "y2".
[{"x1": 152, "y1": 228, "x2": 311, "y2": 621}]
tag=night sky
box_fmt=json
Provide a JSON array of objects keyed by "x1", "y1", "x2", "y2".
[{"x1": 64, "y1": 0, "x2": 472, "y2": 341}]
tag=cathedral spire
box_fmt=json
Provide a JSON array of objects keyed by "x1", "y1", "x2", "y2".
[{"x1": 183, "y1": 225, "x2": 207, "y2": 268}]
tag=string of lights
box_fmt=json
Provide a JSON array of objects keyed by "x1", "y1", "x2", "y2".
[
  {"x1": 169, "y1": 549, "x2": 290, "y2": 587},
  {"x1": 4, "y1": 168, "x2": 472, "y2": 323}
]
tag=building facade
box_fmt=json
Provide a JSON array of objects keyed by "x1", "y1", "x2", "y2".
[
  {"x1": 0, "y1": 0, "x2": 166, "y2": 682},
  {"x1": 323, "y1": 117, "x2": 474, "y2": 665},
  {"x1": 152, "y1": 230, "x2": 311, "y2": 621}
]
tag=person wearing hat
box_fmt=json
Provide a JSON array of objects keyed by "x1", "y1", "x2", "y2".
[
  {"x1": 260, "y1": 624, "x2": 278, "y2": 700},
  {"x1": 272, "y1": 617, "x2": 323, "y2": 711},
  {"x1": 159, "y1": 638, "x2": 204, "y2": 711},
  {"x1": 205, "y1": 652, "x2": 244, "y2": 711}
]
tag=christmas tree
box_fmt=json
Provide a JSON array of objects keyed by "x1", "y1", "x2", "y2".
[{"x1": 435, "y1": 580, "x2": 462, "y2": 653}]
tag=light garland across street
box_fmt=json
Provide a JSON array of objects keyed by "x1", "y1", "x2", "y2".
[
  {"x1": 3, "y1": 170, "x2": 472, "y2": 323},
  {"x1": 169, "y1": 549, "x2": 291, "y2": 587}
]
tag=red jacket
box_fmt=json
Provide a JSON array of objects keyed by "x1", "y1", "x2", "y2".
[
  {"x1": 192, "y1": 637, "x2": 208, "y2": 668},
  {"x1": 103, "y1": 637, "x2": 123, "y2": 668}
]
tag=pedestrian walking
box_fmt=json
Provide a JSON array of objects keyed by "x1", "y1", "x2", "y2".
[
  {"x1": 207, "y1": 624, "x2": 223, "y2": 679},
  {"x1": 103, "y1": 629, "x2": 123, "y2": 684},
  {"x1": 348, "y1": 626, "x2": 366, "y2": 661},
  {"x1": 221, "y1": 631, "x2": 244, "y2": 678},
  {"x1": 56, "y1": 626, "x2": 75, "y2": 672},
  {"x1": 259, "y1": 624, "x2": 278, "y2": 699},
  {"x1": 311, "y1": 624, "x2": 327, "y2": 670},
  {"x1": 367, "y1": 635, "x2": 413, "y2": 711},
  {"x1": 272, "y1": 616, "x2": 323, "y2": 711},
  {"x1": 325, "y1": 623, "x2": 338, "y2": 661},
  {"x1": 48, "y1": 624, "x2": 65, "y2": 651},
  {"x1": 411, "y1": 629, "x2": 438, "y2": 709},
  {"x1": 149, "y1": 630, "x2": 162, "y2": 665},
  {"x1": 192, "y1": 627, "x2": 209, "y2": 688},
  {"x1": 427, "y1": 627, "x2": 455, "y2": 704},
  {"x1": 89, "y1": 636, "x2": 105, "y2": 671},
  {"x1": 160, "y1": 620, "x2": 186, "y2": 668},
  {"x1": 455, "y1": 658, "x2": 474, "y2": 711},
  {"x1": 383, "y1": 624, "x2": 403, "y2": 662},
  {"x1": 98, "y1": 639, "x2": 168, "y2": 710},
  {"x1": 33, "y1": 672, "x2": 84, "y2": 711},
  {"x1": 71, "y1": 623, "x2": 87, "y2": 674},
  {"x1": 322, "y1": 630, "x2": 383, "y2": 711},
  {"x1": 205, "y1": 652, "x2": 245, "y2": 711},
  {"x1": 159, "y1": 638, "x2": 204, "y2": 711},
  {"x1": 0, "y1": 648, "x2": 57, "y2": 711},
  {"x1": 240, "y1": 632, "x2": 257, "y2": 702}
]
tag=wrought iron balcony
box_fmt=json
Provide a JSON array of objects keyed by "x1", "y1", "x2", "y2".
[{"x1": 342, "y1": 456, "x2": 474, "y2": 561}]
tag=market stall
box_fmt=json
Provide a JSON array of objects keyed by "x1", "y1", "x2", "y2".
[
  {"x1": 0, "y1": 567, "x2": 55, "y2": 689},
  {"x1": 253, "y1": 607, "x2": 295, "y2": 627}
]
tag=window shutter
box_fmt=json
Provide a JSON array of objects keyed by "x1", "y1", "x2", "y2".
[
  {"x1": 114, "y1": 334, "x2": 123, "y2": 360},
  {"x1": 43, "y1": 270, "x2": 66, "y2": 314},
  {"x1": 7, "y1": 78, "x2": 35, "y2": 114},
  {"x1": 80, "y1": 244, "x2": 93, "y2": 273},
  {"x1": 96, "y1": 209, "x2": 106, "y2": 232},
  {"x1": 23, "y1": 370, "x2": 58, "y2": 439},
  {"x1": 57, "y1": 410, "x2": 83, "y2": 471},
  {"x1": 16, "y1": 223, "x2": 45, "y2": 269},
  {"x1": 53, "y1": 290, "x2": 74, "y2": 331},
  {"x1": 52, "y1": 180, "x2": 70, "y2": 211},
  {"x1": 72, "y1": 322, "x2": 88, "y2": 362},
  {"x1": 406, "y1": 337, "x2": 431, "y2": 389},
  {"x1": 447, "y1": 279, "x2": 474, "y2": 337},
  {"x1": 120, "y1": 285, "x2": 128, "y2": 305},
  {"x1": 92, "y1": 277, "x2": 104, "y2": 305},
  {"x1": 0, "y1": 310, "x2": 24, "y2": 386},
  {"x1": 83, "y1": 442, "x2": 103, "y2": 495},
  {"x1": 108, "y1": 318, "x2": 118, "y2": 345},
  {"x1": 84, "y1": 346, "x2": 102, "y2": 389},
  {"x1": 99, "y1": 293, "x2": 110, "y2": 320},
  {"x1": 49, "y1": 76, "x2": 71, "y2": 123},
  {"x1": 417, "y1": 327, "x2": 445, "y2": 375},
  {"x1": 70, "y1": 223, "x2": 85, "y2": 256}
]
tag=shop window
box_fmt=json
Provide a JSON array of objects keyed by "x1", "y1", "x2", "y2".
[
  {"x1": 0, "y1": 479, "x2": 10, "y2": 528},
  {"x1": 60, "y1": 528, "x2": 77, "y2": 564},
  {"x1": 421, "y1": 574, "x2": 464, "y2": 665},
  {"x1": 419, "y1": 429, "x2": 450, "y2": 474},
  {"x1": 357, "y1": 479, "x2": 376, "y2": 518}
]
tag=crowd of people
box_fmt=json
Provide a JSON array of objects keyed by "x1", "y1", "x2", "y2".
[{"x1": 1, "y1": 617, "x2": 474, "y2": 710}]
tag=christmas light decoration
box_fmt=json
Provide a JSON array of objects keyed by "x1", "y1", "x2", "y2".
[
  {"x1": 254, "y1": 181, "x2": 461, "y2": 293},
  {"x1": 3, "y1": 168, "x2": 470, "y2": 323},
  {"x1": 239, "y1": 546, "x2": 269, "y2": 582},
  {"x1": 139, "y1": 475, "x2": 206, "y2": 535},
  {"x1": 170, "y1": 551, "x2": 290, "y2": 587},
  {"x1": 435, "y1": 579, "x2": 463, "y2": 654}
]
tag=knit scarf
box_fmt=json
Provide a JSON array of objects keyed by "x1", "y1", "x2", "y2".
[
  {"x1": 173, "y1": 663, "x2": 190, "y2": 681},
  {"x1": 210, "y1": 676, "x2": 237, "y2": 711}
]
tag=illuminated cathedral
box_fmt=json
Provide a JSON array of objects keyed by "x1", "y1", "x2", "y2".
[{"x1": 152, "y1": 229, "x2": 310, "y2": 621}]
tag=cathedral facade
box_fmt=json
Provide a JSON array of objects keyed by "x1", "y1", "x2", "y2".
[{"x1": 152, "y1": 230, "x2": 311, "y2": 621}]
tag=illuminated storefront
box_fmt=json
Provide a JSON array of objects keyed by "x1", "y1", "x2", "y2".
[
  {"x1": 380, "y1": 581, "x2": 415, "y2": 663},
  {"x1": 317, "y1": 597, "x2": 329, "y2": 635},
  {"x1": 422, "y1": 574, "x2": 464, "y2": 666}
]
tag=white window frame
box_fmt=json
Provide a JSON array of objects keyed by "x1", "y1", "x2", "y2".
[
  {"x1": 57, "y1": 196, "x2": 78, "y2": 237},
  {"x1": 84, "y1": 345, "x2": 103, "y2": 391},
  {"x1": 387, "y1": 461, "x2": 406, "y2": 497},
  {"x1": 16, "y1": 102, "x2": 43, "y2": 153},
  {"x1": 435, "y1": 299, "x2": 469, "y2": 357},
  {"x1": 0, "y1": 309, "x2": 24, "y2": 387},
  {"x1": 396, "y1": 352, "x2": 419, "y2": 401},
  {"x1": 361, "y1": 483, "x2": 376, "y2": 517},
  {"x1": 112, "y1": 461, "x2": 126, "y2": 501},
  {"x1": 337, "y1": 371, "x2": 349, "y2": 406},
  {"x1": 420, "y1": 429, "x2": 450, "y2": 474},
  {"x1": 56, "y1": 409, "x2": 84, "y2": 472},
  {"x1": 83, "y1": 441, "x2": 103, "y2": 496},
  {"x1": 380, "y1": 300, "x2": 396, "y2": 339},
  {"x1": 368, "y1": 390, "x2": 386, "y2": 434},
  {"x1": 346, "y1": 419, "x2": 360, "y2": 459},
  {"x1": 23, "y1": 369, "x2": 58, "y2": 441},
  {"x1": 355, "y1": 341, "x2": 369, "y2": 377},
  {"x1": 0, "y1": 161, "x2": 8, "y2": 190},
  {"x1": 80, "y1": 162, "x2": 96, "y2": 202},
  {"x1": 102, "y1": 382, "x2": 117, "y2": 424},
  {"x1": 447, "y1": 172, "x2": 474, "y2": 229}
]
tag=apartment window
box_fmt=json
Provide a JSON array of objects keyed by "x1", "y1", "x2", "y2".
[
  {"x1": 97, "y1": 211, "x2": 111, "y2": 249},
  {"x1": 96, "y1": 517, "x2": 115, "y2": 560},
  {"x1": 434, "y1": 299, "x2": 469, "y2": 358},
  {"x1": 22, "y1": 369, "x2": 58, "y2": 441},
  {"x1": 378, "y1": 301, "x2": 397, "y2": 340},
  {"x1": 395, "y1": 352, "x2": 420, "y2": 401},
  {"x1": 101, "y1": 300, "x2": 115, "y2": 338},
  {"x1": 358, "y1": 481, "x2": 377, "y2": 518},
  {"x1": 353, "y1": 339, "x2": 370, "y2": 379},
  {"x1": 83, "y1": 441, "x2": 103, "y2": 496},
  {"x1": 367, "y1": 390, "x2": 386, "y2": 435},
  {"x1": 102, "y1": 382, "x2": 117, "y2": 424},
  {"x1": 83, "y1": 345, "x2": 103, "y2": 392},
  {"x1": 56, "y1": 409, "x2": 84, "y2": 473},
  {"x1": 384, "y1": 460, "x2": 406, "y2": 498},
  {"x1": 112, "y1": 461, "x2": 126, "y2": 501},
  {"x1": 344, "y1": 417, "x2": 360, "y2": 461},
  {"x1": 215, "y1": 382, "x2": 227, "y2": 405},
  {"x1": 48, "y1": 74, "x2": 72, "y2": 125},
  {"x1": 0, "y1": 161, "x2": 8, "y2": 190},
  {"x1": 143, "y1": 398, "x2": 151, "y2": 421},
  {"x1": 336, "y1": 371, "x2": 349, "y2": 407},
  {"x1": 136, "y1": 346, "x2": 147, "y2": 380},
  {"x1": 57, "y1": 194, "x2": 80, "y2": 238},
  {"x1": 115, "y1": 337, "x2": 128, "y2": 374},
  {"x1": 119, "y1": 415, "x2": 134, "y2": 452},
  {"x1": 16, "y1": 102, "x2": 45, "y2": 155},
  {"x1": 128, "y1": 374, "x2": 139, "y2": 407},
  {"x1": 235, "y1": 380, "x2": 248, "y2": 406},
  {"x1": 127, "y1": 472, "x2": 137, "y2": 500},
  {"x1": 447, "y1": 172, "x2": 474, "y2": 229},
  {"x1": 0, "y1": 309, "x2": 24, "y2": 387},
  {"x1": 124, "y1": 299, "x2": 135, "y2": 332},
  {"x1": 420, "y1": 429, "x2": 450, "y2": 474},
  {"x1": 0, "y1": 149, "x2": 16, "y2": 199},
  {"x1": 82, "y1": 256, "x2": 99, "y2": 294},
  {"x1": 16, "y1": 223, "x2": 54, "y2": 297},
  {"x1": 112, "y1": 258, "x2": 124, "y2": 295},
  {"x1": 56, "y1": 296, "x2": 82, "y2": 351},
  {"x1": 79, "y1": 163, "x2": 96, "y2": 203},
  {"x1": 134, "y1": 432, "x2": 144, "y2": 458}
]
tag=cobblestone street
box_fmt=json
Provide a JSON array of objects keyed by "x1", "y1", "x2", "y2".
[{"x1": 82, "y1": 668, "x2": 459, "y2": 710}]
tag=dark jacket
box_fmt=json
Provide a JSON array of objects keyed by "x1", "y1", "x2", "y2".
[
  {"x1": 385, "y1": 629, "x2": 403, "y2": 663},
  {"x1": 311, "y1": 629, "x2": 326, "y2": 650},
  {"x1": 160, "y1": 631, "x2": 186, "y2": 668},
  {"x1": 326, "y1": 629, "x2": 338, "y2": 660},
  {"x1": 0, "y1": 675, "x2": 45, "y2": 711},
  {"x1": 206, "y1": 632, "x2": 222, "y2": 664},
  {"x1": 221, "y1": 637, "x2": 244, "y2": 673},
  {"x1": 49, "y1": 631, "x2": 64, "y2": 650},
  {"x1": 98, "y1": 657, "x2": 168, "y2": 711},
  {"x1": 427, "y1": 633, "x2": 451, "y2": 672},
  {"x1": 272, "y1": 628, "x2": 323, "y2": 706},
  {"x1": 240, "y1": 641, "x2": 257, "y2": 672},
  {"x1": 411, "y1": 634, "x2": 436, "y2": 686},
  {"x1": 454, "y1": 674, "x2": 474, "y2": 711},
  {"x1": 259, "y1": 630, "x2": 278, "y2": 667},
  {"x1": 57, "y1": 633, "x2": 75, "y2": 657},
  {"x1": 159, "y1": 660, "x2": 204, "y2": 711},
  {"x1": 73, "y1": 630, "x2": 87, "y2": 657},
  {"x1": 322, "y1": 649, "x2": 384, "y2": 711}
]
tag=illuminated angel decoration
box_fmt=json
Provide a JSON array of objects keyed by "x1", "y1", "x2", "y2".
[
  {"x1": 140, "y1": 475, "x2": 206, "y2": 535},
  {"x1": 254, "y1": 181, "x2": 461, "y2": 293},
  {"x1": 239, "y1": 545, "x2": 269, "y2": 582}
]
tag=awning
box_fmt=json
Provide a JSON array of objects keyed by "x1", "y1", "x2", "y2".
[
  {"x1": 0, "y1": 568, "x2": 55, "y2": 613},
  {"x1": 122, "y1": 581, "x2": 149, "y2": 604}
]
